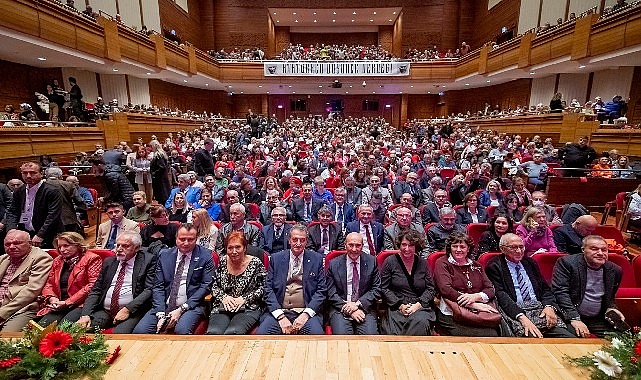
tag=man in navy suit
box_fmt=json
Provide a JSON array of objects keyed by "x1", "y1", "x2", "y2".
[
  {"x1": 326, "y1": 232, "x2": 380, "y2": 334},
  {"x1": 329, "y1": 187, "x2": 355, "y2": 231},
  {"x1": 256, "y1": 224, "x2": 327, "y2": 334},
  {"x1": 133, "y1": 224, "x2": 215, "y2": 334},
  {"x1": 345, "y1": 205, "x2": 384, "y2": 255},
  {"x1": 259, "y1": 207, "x2": 292, "y2": 255},
  {"x1": 289, "y1": 183, "x2": 326, "y2": 224}
]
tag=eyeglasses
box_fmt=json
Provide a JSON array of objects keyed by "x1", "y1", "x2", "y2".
[{"x1": 502, "y1": 245, "x2": 525, "y2": 251}]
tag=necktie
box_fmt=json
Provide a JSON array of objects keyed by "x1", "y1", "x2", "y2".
[
  {"x1": 110, "y1": 261, "x2": 127, "y2": 317},
  {"x1": 306, "y1": 202, "x2": 312, "y2": 221},
  {"x1": 106, "y1": 224, "x2": 118, "y2": 249},
  {"x1": 275, "y1": 226, "x2": 282, "y2": 239},
  {"x1": 337, "y1": 205, "x2": 344, "y2": 228},
  {"x1": 292, "y1": 255, "x2": 301, "y2": 276},
  {"x1": 167, "y1": 254, "x2": 187, "y2": 311},
  {"x1": 321, "y1": 228, "x2": 329, "y2": 251},
  {"x1": 364, "y1": 224, "x2": 376, "y2": 255},
  {"x1": 515, "y1": 264, "x2": 533, "y2": 302},
  {"x1": 351, "y1": 260, "x2": 359, "y2": 301}
]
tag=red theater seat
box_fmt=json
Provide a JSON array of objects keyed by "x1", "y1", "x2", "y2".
[
  {"x1": 478, "y1": 252, "x2": 501, "y2": 269},
  {"x1": 531, "y1": 253, "x2": 566, "y2": 285}
]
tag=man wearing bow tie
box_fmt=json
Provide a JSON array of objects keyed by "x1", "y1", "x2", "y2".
[{"x1": 257, "y1": 224, "x2": 327, "y2": 335}]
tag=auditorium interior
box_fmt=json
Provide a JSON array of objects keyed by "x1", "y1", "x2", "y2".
[{"x1": 1, "y1": 0, "x2": 641, "y2": 378}]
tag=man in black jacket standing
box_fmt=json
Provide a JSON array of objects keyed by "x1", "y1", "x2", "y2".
[
  {"x1": 194, "y1": 139, "x2": 215, "y2": 180},
  {"x1": 559, "y1": 136, "x2": 597, "y2": 177}
]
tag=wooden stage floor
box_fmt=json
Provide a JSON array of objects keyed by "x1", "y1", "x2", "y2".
[{"x1": 95, "y1": 335, "x2": 601, "y2": 380}]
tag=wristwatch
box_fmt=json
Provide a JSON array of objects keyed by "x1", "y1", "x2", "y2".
[{"x1": 180, "y1": 303, "x2": 189, "y2": 312}]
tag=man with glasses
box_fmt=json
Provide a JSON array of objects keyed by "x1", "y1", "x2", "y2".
[
  {"x1": 518, "y1": 151, "x2": 549, "y2": 190},
  {"x1": 485, "y1": 233, "x2": 572, "y2": 338},
  {"x1": 361, "y1": 175, "x2": 392, "y2": 210},
  {"x1": 259, "y1": 189, "x2": 288, "y2": 226},
  {"x1": 422, "y1": 189, "x2": 452, "y2": 224},
  {"x1": 260, "y1": 207, "x2": 292, "y2": 255},
  {"x1": 329, "y1": 187, "x2": 355, "y2": 231},
  {"x1": 426, "y1": 207, "x2": 465, "y2": 254},
  {"x1": 384, "y1": 207, "x2": 429, "y2": 258}
]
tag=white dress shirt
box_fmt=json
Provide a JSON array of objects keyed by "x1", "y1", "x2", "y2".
[{"x1": 104, "y1": 256, "x2": 136, "y2": 312}]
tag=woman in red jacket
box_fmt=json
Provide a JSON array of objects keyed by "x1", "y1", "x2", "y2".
[{"x1": 37, "y1": 232, "x2": 102, "y2": 326}]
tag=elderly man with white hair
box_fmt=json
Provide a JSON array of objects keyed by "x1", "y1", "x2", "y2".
[{"x1": 215, "y1": 203, "x2": 261, "y2": 255}]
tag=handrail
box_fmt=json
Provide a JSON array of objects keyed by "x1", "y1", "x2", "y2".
[{"x1": 0, "y1": 121, "x2": 96, "y2": 127}]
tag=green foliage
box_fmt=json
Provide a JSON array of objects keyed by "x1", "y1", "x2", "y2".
[
  {"x1": 568, "y1": 329, "x2": 641, "y2": 379},
  {"x1": 0, "y1": 320, "x2": 113, "y2": 380}
]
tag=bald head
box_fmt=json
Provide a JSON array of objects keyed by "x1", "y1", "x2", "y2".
[
  {"x1": 345, "y1": 232, "x2": 364, "y2": 260},
  {"x1": 4, "y1": 229, "x2": 32, "y2": 260},
  {"x1": 573, "y1": 215, "x2": 598, "y2": 237}
]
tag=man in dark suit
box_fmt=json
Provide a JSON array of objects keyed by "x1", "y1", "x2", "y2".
[
  {"x1": 485, "y1": 233, "x2": 573, "y2": 338},
  {"x1": 289, "y1": 183, "x2": 326, "y2": 224},
  {"x1": 77, "y1": 231, "x2": 156, "y2": 333},
  {"x1": 345, "y1": 205, "x2": 384, "y2": 255},
  {"x1": 306, "y1": 206, "x2": 345, "y2": 255},
  {"x1": 45, "y1": 167, "x2": 86, "y2": 235},
  {"x1": 0, "y1": 161, "x2": 63, "y2": 248},
  {"x1": 343, "y1": 176, "x2": 362, "y2": 206},
  {"x1": 194, "y1": 139, "x2": 215, "y2": 180},
  {"x1": 552, "y1": 235, "x2": 624, "y2": 338},
  {"x1": 326, "y1": 232, "x2": 380, "y2": 334},
  {"x1": 259, "y1": 190, "x2": 289, "y2": 226},
  {"x1": 256, "y1": 224, "x2": 327, "y2": 335},
  {"x1": 553, "y1": 215, "x2": 598, "y2": 254},
  {"x1": 239, "y1": 177, "x2": 261, "y2": 205},
  {"x1": 329, "y1": 187, "x2": 355, "y2": 231},
  {"x1": 133, "y1": 224, "x2": 215, "y2": 334},
  {"x1": 259, "y1": 207, "x2": 292, "y2": 255},
  {"x1": 421, "y1": 189, "x2": 451, "y2": 224}
]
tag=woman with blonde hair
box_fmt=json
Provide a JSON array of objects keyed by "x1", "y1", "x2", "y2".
[
  {"x1": 130, "y1": 146, "x2": 153, "y2": 202},
  {"x1": 191, "y1": 208, "x2": 219, "y2": 251}
]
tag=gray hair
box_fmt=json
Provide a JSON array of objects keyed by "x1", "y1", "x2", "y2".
[
  {"x1": 499, "y1": 233, "x2": 521, "y2": 248},
  {"x1": 230, "y1": 202, "x2": 246, "y2": 215},
  {"x1": 177, "y1": 174, "x2": 191, "y2": 182},
  {"x1": 271, "y1": 206, "x2": 286, "y2": 216},
  {"x1": 290, "y1": 223, "x2": 308, "y2": 236},
  {"x1": 116, "y1": 231, "x2": 142, "y2": 249},
  {"x1": 45, "y1": 167, "x2": 63, "y2": 179},
  {"x1": 439, "y1": 206, "x2": 455, "y2": 217}
]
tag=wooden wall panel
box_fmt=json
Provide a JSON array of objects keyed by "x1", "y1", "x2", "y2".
[
  {"x1": 406, "y1": 94, "x2": 439, "y2": 120},
  {"x1": 471, "y1": 0, "x2": 521, "y2": 49},
  {"x1": 158, "y1": 0, "x2": 213, "y2": 51},
  {"x1": 0, "y1": 59, "x2": 63, "y2": 120},
  {"x1": 148, "y1": 79, "x2": 231, "y2": 115},
  {"x1": 289, "y1": 33, "x2": 378, "y2": 48},
  {"x1": 628, "y1": 66, "x2": 641, "y2": 126},
  {"x1": 444, "y1": 78, "x2": 532, "y2": 116}
]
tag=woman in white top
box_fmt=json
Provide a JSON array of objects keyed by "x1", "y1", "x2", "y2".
[{"x1": 130, "y1": 146, "x2": 153, "y2": 203}]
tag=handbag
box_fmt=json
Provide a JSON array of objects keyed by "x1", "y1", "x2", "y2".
[
  {"x1": 443, "y1": 298, "x2": 502, "y2": 328},
  {"x1": 500, "y1": 300, "x2": 566, "y2": 336}
]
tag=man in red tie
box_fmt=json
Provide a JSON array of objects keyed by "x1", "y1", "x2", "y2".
[
  {"x1": 77, "y1": 231, "x2": 156, "y2": 333},
  {"x1": 345, "y1": 205, "x2": 384, "y2": 256},
  {"x1": 326, "y1": 233, "x2": 380, "y2": 334}
]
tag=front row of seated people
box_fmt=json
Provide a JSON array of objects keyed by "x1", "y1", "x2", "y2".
[{"x1": 0, "y1": 222, "x2": 625, "y2": 338}]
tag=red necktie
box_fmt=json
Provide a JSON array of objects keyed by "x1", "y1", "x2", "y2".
[
  {"x1": 364, "y1": 224, "x2": 376, "y2": 255},
  {"x1": 110, "y1": 261, "x2": 127, "y2": 317}
]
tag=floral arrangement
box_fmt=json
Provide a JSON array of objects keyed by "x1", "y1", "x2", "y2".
[
  {"x1": 568, "y1": 327, "x2": 641, "y2": 379},
  {"x1": 0, "y1": 320, "x2": 120, "y2": 380}
]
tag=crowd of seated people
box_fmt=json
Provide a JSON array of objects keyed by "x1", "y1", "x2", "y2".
[
  {"x1": 0, "y1": 108, "x2": 637, "y2": 338},
  {"x1": 276, "y1": 44, "x2": 393, "y2": 61}
]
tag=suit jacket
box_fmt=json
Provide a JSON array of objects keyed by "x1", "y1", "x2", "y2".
[
  {"x1": 46, "y1": 178, "x2": 86, "y2": 227},
  {"x1": 38, "y1": 252, "x2": 102, "y2": 316},
  {"x1": 485, "y1": 255, "x2": 559, "y2": 320},
  {"x1": 259, "y1": 223, "x2": 292, "y2": 254},
  {"x1": 326, "y1": 253, "x2": 380, "y2": 317},
  {"x1": 264, "y1": 249, "x2": 327, "y2": 315},
  {"x1": 219, "y1": 203, "x2": 251, "y2": 223},
  {"x1": 551, "y1": 254, "x2": 622, "y2": 321},
  {"x1": 151, "y1": 245, "x2": 215, "y2": 313},
  {"x1": 81, "y1": 251, "x2": 157, "y2": 318},
  {"x1": 306, "y1": 223, "x2": 345, "y2": 253},
  {"x1": 0, "y1": 247, "x2": 53, "y2": 321},
  {"x1": 164, "y1": 186, "x2": 202, "y2": 209},
  {"x1": 421, "y1": 202, "x2": 441, "y2": 224},
  {"x1": 3, "y1": 182, "x2": 64, "y2": 244},
  {"x1": 215, "y1": 222, "x2": 262, "y2": 254},
  {"x1": 455, "y1": 206, "x2": 489, "y2": 225},
  {"x1": 289, "y1": 197, "x2": 326, "y2": 224},
  {"x1": 240, "y1": 189, "x2": 261, "y2": 205},
  {"x1": 95, "y1": 218, "x2": 141, "y2": 249},
  {"x1": 345, "y1": 220, "x2": 385, "y2": 254},
  {"x1": 329, "y1": 202, "x2": 355, "y2": 230},
  {"x1": 345, "y1": 187, "x2": 362, "y2": 206},
  {"x1": 383, "y1": 223, "x2": 430, "y2": 258},
  {"x1": 0, "y1": 183, "x2": 12, "y2": 221},
  {"x1": 194, "y1": 148, "x2": 214, "y2": 177},
  {"x1": 552, "y1": 224, "x2": 584, "y2": 254}
]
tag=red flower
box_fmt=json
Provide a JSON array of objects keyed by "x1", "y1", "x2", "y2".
[
  {"x1": 78, "y1": 336, "x2": 93, "y2": 344},
  {"x1": 635, "y1": 341, "x2": 641, "y2": 357},
  {"x1": 632, "y1": 356, "x2": 639, "y2": 364},
  {"x1": 105, "y1": 346, "x2": 121, "y2": 364},
  {"x1": 634, "y1": 326, "x2": 640, "y2": 334},
  {"x1": 0, "y1": 357, "x2": 21, "y2": 369},
  {"x1": 38, "y1": 331, "x2": 73, "y2": 357}
]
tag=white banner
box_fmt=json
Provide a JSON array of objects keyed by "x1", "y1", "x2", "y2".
[{"x1": 263, "y1": 61, "x2": 410, "y2": 77}]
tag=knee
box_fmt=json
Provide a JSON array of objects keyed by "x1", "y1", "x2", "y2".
[{"x1": 224, "y1": 326, "x2": 246, "y2": 335}]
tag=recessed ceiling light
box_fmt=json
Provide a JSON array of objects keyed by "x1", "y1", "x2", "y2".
[
  {"x1": 205, "y1": 83, "x2": 209, "y2": 86},
  {"x1": 388, "y1": 19, "x2": 392, "y2": 22},
  {"x1": 372, "y1": 91, "x2": 376, "y2": 94},
  {"x1": 333, "y1": 11, "x2": 336, "y2": 15},
  {"x1": 349, "y1": 85, "x2": 353, "y2": 88},
  {"x1": 399, "y1": 92, "x2": 402, "y2": 94},
  {"x1": 240, "y1": 92, "x2": 243, "y2": 94},
  {"x1": 228, "y1": 85, "x2": 232, "y2": 88},
  {"x1": 314, "y1": 20, "x2": 317, "y2": 23},
  {"x1": 292, "y1": 91, "x2": 295, "y2": 94},
  {"x1": 313, "y1": 12, "x2": 316, "y2": 15},
  {"x1": 370, "y1": 19, "x2": 374, "y2": 22},
  {"x1": 351, "y1": 19, "x2": 355, "y2": 22},
  {"x1": 410, "y1": 85, "x2": 414, "y2": 88},
  {"x1": 486, "y1": 80, "x2": 491, "y2": 83},
  {"x1": 579, "y1": 65, "x2": 586, "y2": 68},
  {"x1": 146, "y1": 72, "x2": 151, "y2": 75},
  {"x1": 295, "y1": 20, "x2": 298, "y2": 22},
  {"x1": 465, "y1": 83, "x2": 470, "y2": 86},
  {"x1": 442, "y1": 85, "x2": 446, "y2": 88},
  {"x1": 288, "y1": 85, "x2": 292, "y2": 88},
  {"x1": 258, "y1": 85, "x2": 262, "y2": 88},
  {"x1": 530, "y1": 71, "x2": 536, "y2": 75},
  {"x1": 112, "y1": 69, "x2": 118, "y2": 72},
  {"x1": 427, "y1": 91, "x2": 431, "y2": 94},
  {"x1": 332, "y1": 19, "x2": 335, "y2": 22},
  {"x1": 273, "y1": 12, "x2": 276, "y2": 15},
  {"x1": 318, "y1": 85, "x2": 322, "y2": 87},
  {"x1": 393, "y1": 11, "x2": 397, "y2": 14},
  {"x1": 37, "y1": 57, "x2": 47, "y2": 61},
  {"x1": 292, "y1": 12, "x2": 296, "y2": 15},
  {"x1": 353, "y1": 11, "x2": 357, "y2": 15},
  {"x1": 319, "y1": 91, "x2": 323, "y2": 94},
  {"x1": 266, "y1": 91, "x2": 269, "y2": 94},
  {"x1": 276, "y1": 20, "x2": 279, "y2": 22},
  {"x1": 183, "y1": 80, "x2": 187, "y2": 82},
  {"x1": 345, "y1": 91, "x2": 349, "y2": 94}
]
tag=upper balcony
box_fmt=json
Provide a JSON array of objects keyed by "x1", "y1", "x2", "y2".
[{"x1": 0, "y1": 0, "x2": 639, "y2": 95}]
